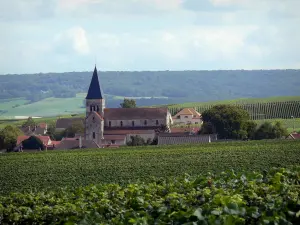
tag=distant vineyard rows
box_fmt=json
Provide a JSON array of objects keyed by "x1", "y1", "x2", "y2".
[{"x1": 167, "y1": 101, "x2": 300, "y2": 120}]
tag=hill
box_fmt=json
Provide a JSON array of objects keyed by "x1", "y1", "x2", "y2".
[{"x1": 0, "y1": 69, "x2": 299, "y2": 117}]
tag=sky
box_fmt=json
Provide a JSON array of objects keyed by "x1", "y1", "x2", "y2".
[{"x1": 0, "y1": 0, "x2": 299, "y2": 74}]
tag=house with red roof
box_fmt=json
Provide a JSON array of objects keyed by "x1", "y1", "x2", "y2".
[
  {"x1": 286, "y1": 132, "x2": 300, "y2": 140},
  {"x1": 172, "y1": 108, "x2": 202, "y2": 125}
]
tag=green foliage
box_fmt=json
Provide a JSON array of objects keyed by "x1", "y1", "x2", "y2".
[
  {"x1": 0, "y1": 140, "x2": 300, "y2": 195},
  {"x1": 126, "y1": 135, "x2": 151, "y2": 146},
  {"x1": 0, "y1": 167, "x2": 299, "y2": 224},
  {"x1": 22, "y1": 136, "x2": 44, "y2": 150},
  {"x1": 120, "y1": 98, "x2": 137, "y2": 108},
  {"x1": 0, "y1": 125, "x2": 22, "y2": 151},
  {"x1": 201, "y1": 105, "x2": 251, "y2": 139},
  {"x1": 21, "y1": 117, "x2": 36, "y2": 128},
  {"x1": 254, "y1": 121, "x2": 288, "y2": 140}
]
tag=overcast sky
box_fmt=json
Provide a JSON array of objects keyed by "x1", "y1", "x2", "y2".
[{"x1": 1, "y1": 0, "x2": 299, "y2": 74}]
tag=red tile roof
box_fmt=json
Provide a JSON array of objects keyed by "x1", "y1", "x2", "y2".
[
  {"x1": 104, "y1": 135, "x2": 126, "y2": 140},
  {"x1": 17, "y1": 136, "x2": 30, "y2": 145},
  {"x1": 17, "y1": 135, "x2": 51, "y2": 146},
  {"x1": 289, "y1": 133, "x2": 300, "y2": 139}
]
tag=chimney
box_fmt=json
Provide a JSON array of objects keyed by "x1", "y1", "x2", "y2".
[{"x1": 79, "y1": 136, "x2": 82, "y2": 149}]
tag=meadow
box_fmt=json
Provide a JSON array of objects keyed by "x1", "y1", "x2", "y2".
[{"x1": 1, "y1": 139, "x2": 300, "y2": 196}]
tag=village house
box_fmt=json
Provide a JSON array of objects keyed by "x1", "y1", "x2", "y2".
[
  {"x1": 286, "y1": 132, "x2": 300, "y2": 140},
  {"x1": 20, "y1": 122, "x2": 48, "y2": 136},
  {"x1": 172, "y1": 108, "x2": 202, "y2": 125},
  {"x1": 14, "y1": 135, "x2": 60, "y2": 151}
]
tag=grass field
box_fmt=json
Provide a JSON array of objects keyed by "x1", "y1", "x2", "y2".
[{"x1": 1, "y1": 139, "x2": 299, "y2": 195}]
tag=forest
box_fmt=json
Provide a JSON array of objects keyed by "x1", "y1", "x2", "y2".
[{"x1": 0, "y1": 69, "x2": 299, "y2": 108}]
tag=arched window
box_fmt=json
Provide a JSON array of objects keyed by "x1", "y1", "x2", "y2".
[
  {"x1": 109, "y1": 121, "x2": 111, "y2": 127},
  {"x1": 93, "y1": 132, "x2": 96, "y2": 139},
  {"x1": 120, "y1": 121, "x2": 123, "y2": 127},
  {"x1": 90, "y1": 105, "x2": 93, "y2": 112},
  {"x1": 132, "y1": 121, "x2": 135, "y2": 127},
  {"x1": 144, "y1": 120, "x2": 147, "y2": 126},
  {"x1": 156, "y1": 120, "x2": 159, "y2": 125},
  {"x1": 97, "y1": 105, "x2": 99, "y2": 112}
]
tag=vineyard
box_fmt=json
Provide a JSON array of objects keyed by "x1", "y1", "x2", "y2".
[
  {"x1": 167, "y1": 101, "x2": 300, "y2": 120},
  {"x1": 1, "y1": 140, "x2": 300, "y2": 195},
  {"x1": 0, "y1": 167, "x2": 299, "y2": 224}
]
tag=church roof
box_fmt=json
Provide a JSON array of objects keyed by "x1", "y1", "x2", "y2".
[
  {"x1": 86, "y1": 66, "x2": 104, "y2": 99},
  {"x1": 104, "y1": 108, "x2": 169, "y2": 120}
]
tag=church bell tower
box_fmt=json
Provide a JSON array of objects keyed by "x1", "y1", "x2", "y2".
[{"x1": 85, "y1": 66, "x2": 105, "y2": 145}]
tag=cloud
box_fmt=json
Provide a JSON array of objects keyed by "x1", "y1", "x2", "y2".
[{"x1": 54, "y1": 27, "x2": 90, "y2": 55}]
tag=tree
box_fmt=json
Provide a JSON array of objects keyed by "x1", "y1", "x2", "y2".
[
  {"x1": 22, "y1": 136, "x2": 44, "y2": 150},
  {"x1": 254, "y1": 121, "x2": 288, "y2": 140},
  {"x1": 0, "y1": 125, "x2": 22, "y2": 151},
  {"x1": 245, "y1": 121, "x2": 257, "y2": 140},
  {"x1": 120, "y1": 98, "x2": 136, "y2": 108},
  {"x1": 155, "y1": 124, "x2": 170, "y2": 133},
  {"x1": 200, "y1": 105, "x2": 251, "y2": 139},
  {"x1": 22, "y1": 117, "x2": 36, "y2": 128},
  {"x1": 127, "y1": 135, "x2": 147, "y2": 146}
]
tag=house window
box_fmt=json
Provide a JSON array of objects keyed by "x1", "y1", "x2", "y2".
[
  {"x1": 144, "y1": 120, "x2": 147, "y2": 126},
  {"x1": 177, "y1": 116, "x2": 180, "y2": 119},
  {"x1": 120, "y1": 121, "x2": 123, "y2": 127},
  {"x1": 93, "y1": 132, "x2": 95, "y2": 139},
  {"x1": 111, "y1": 140, "x2": 116, "y2": 144},
  {"x1": 156, "y1": 120, "x2": 159, "y2": 125},
  {"x1": 185, "y1": 116, "x2": 188, "y2": 118},
  {"x1": 132, "y1": 121, "x2": 135, "y2": 127},
  {"x1": 109, "y1": 121, "x2": 111, "y2": 127},
  {"x1": 195, "y1": 122, "x2": 199, "y2": 124}
]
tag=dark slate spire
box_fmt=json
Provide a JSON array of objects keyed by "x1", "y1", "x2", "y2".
[{"x1": 86, "y1": 66, "x2": 104, "y2": 99}]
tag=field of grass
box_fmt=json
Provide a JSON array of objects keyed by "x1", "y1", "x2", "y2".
[{"x1": 1, "y1": 139, "x2": 300, "y2": 195}]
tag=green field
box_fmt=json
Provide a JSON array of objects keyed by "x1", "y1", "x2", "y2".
[
  {"x1": 1, "y1": 140, "x2": 300, "y2": 195},
  {"x1": 1, "y1": 167, "x2": 299, "y2": 224}
]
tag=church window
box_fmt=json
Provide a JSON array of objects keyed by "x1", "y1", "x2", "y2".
[
  {"x1": 93, "y1": 132, "x2": 96, "y2": 139},
  {"x1": 90, "y1": 105, "x2": 93, "y2": 112},
  {"x1": 156, "y1": 120, "x2": 159, "y2": 125},
  {"x1": 97, "y1": 105, "x2": 99, "y2": 112},
  {"x1": 109, "y1": 121, "x2": 111, "y2": 127},
  {"x1": 120, "y1": 121, "x2": 123, "y2": 127},
  {"x1": 144, "y1": 120, "x2": 147, "y2": 126},
  {"x1": 111, "y1": 140, "x2": 116, "y2": 144},
  {"x1": 132, "y1": 121, "x2": 135, "y2": 127}
]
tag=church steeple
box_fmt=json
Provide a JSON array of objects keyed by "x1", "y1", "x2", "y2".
[{"x1": 86, "y1": 66, "x2": 104, "y2": 99}]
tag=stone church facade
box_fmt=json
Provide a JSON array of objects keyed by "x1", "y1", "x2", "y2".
[{"x1": 85, "y1": 66, "x2": 173, "y2": 146}]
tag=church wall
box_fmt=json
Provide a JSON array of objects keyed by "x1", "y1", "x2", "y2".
[{"x1": 85, "y1": 117, "x2": 104, "y2": 146}]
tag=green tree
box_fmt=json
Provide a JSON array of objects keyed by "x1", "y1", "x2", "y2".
[
  {"x1": 127, "y1": 135, "x2": 147, "y2": 146},
  {"x1": 0, "y1": 125, "x2": 22, "y2": 151},
  {"x1": 200, "y1": 105, "x2": 250, "y2": 139},
  {"x1": 120, "y1": 98, "x2": 137, "y2": 108},
  {"x1": 253, "y1": 121, "x2": 288, "y2": 140},
  {"x1": 273, "y1": 121, "x2": 289, "y2": 138},
  {"x1": 22, "y1": 117, "x2": 36, "y2": 128},
  {"x1": 245, "y1": 121, "x2": 257, "y2": 140},
  {"x1": 22, "y1": 136, "x2": 44, "y2": 150}
]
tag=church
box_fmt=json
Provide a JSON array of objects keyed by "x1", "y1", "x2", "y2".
[{"x1": 84, "y1": 66, "x2": 173, "y2": 146}]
